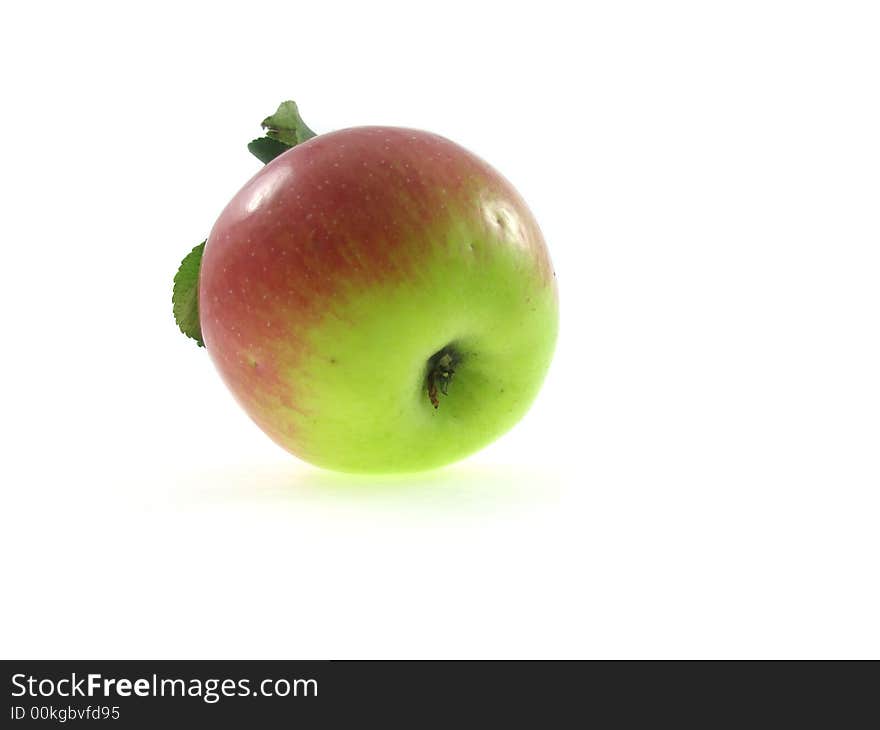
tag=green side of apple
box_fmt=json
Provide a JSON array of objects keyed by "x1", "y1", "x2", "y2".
[{"x1": 264, "y1": 222, "x2": 558, "y2": 473}]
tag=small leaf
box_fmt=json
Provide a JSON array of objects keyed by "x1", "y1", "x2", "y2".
[
  {"x1": 247, "y1": 136, "x2": 292, "y2": 164},
  {"x1": 172, "y1": 241, "x2": 206, "y2": 347},
  {"x1": 261, "y1": 100, "x2": 317, "y2": 147}
]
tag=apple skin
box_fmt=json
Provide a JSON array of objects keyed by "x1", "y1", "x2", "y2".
[{"x1": 200, "y1": 126, "x2": 558, "y2": 473}]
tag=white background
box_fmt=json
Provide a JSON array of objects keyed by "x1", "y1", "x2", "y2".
[{"x1": 2, "y1": 1, "x2": 878, "y2": 659}]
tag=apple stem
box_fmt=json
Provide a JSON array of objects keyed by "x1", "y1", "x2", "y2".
[{"x1": 426, "y1": 347, "x2": 459, "y2": 409}]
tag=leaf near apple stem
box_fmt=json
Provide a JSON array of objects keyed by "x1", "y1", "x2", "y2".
[
  {"x1": 247, "y1": 136, "x2": 292, "y2": 164},
  {"x1": 173, "y1": 101, "x2": 319, "y2": 348},
  {"x1": 172, "y1": 241, "x2": 206, "y2": 347},
  {"x1": 247, "y1": 100, "x2": 317, "y2": 164}
]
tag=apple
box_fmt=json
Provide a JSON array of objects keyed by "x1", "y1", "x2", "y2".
[{"x1": 199, "y1": 126, "x2": 558, "y2": 472}]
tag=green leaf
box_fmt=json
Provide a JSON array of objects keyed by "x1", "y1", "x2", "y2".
[
  {"x1": 172, "y1": 241, "x2": 206, "y2": 347},
  {"x1": 247, "y1": 136, "x2": 292, "y2": 164},
  {"x1": 260, "y1": 100, "x2": 317, "y2": 147}
]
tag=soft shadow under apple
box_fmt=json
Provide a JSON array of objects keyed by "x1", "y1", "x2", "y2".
[{"x1": 176, "y1": 460, "x2": 562, "y2": 515}]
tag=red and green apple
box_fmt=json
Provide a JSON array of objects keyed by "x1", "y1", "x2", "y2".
[{"x1": 180, "y1": 105, "x2": 558, "y2": 473}]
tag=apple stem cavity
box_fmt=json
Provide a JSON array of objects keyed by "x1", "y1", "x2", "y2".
[{"x1": 426, "y1": 346, "x2": 460, "y2": 409}]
